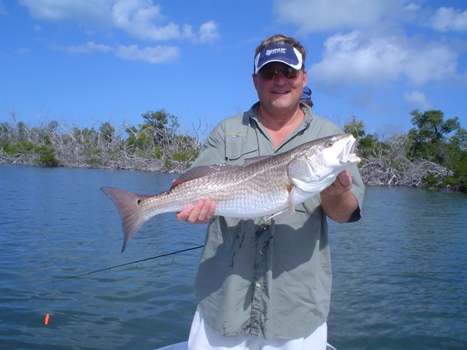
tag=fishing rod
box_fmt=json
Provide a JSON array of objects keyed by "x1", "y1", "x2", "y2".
[{"x1": 53, "y1": 245, "x2": 204, "y2": 283}]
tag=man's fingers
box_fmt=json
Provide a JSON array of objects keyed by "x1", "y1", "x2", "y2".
[
  {"x1": 337, "y1": 169, "x2": 352, "y2": 189},
  {"x1": 176, "y1": 199, "x2": 216, "y2": 224},
  {"x1": 323, "y1": 169, "x2": 353, "y2": 196},
  {"x1": 188, "y1": 200, "x2": 209, "y2": 223},
  {"x1": 176, "y1": 204, "x2": 194, "y2": 222}
]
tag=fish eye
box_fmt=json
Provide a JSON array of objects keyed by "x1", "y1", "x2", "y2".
[{"x1": 325, "y1": 141, "x2": 333, "y2": 147}]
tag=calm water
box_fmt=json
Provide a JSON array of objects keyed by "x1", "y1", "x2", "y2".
[{"x1": 0, "y1": 164, "x2": 466, "y2": 350}]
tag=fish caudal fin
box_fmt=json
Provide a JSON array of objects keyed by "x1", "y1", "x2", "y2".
[{"x1": 101, "y1": 187, "x2": 150, "y2": 252}]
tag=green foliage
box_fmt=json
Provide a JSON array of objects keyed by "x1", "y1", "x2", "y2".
[
  {"x1": 17, "y1": 121, "x2": 28, "y2": 140},
  {"x1": 125, "y1": 110, "x2": 171, "y2": 152},
  {"x1": 124, "y1": 110, "x2": 192, "y2": 164},
  {"x1": 154, "y1": 146, "x2": 163, "y2": 159},
  {"x1": 343, "y1": 115, "x2": 366, "y2": 139},
  {"x1": 35, "y1": 146, "x2": 59, "y2": 167},
  {"x1": 343, "y1": 116, "x2": 379, "y2": 158},
  {"x1": 406, "y1": 109, "x2": 466, "y2": 190},
  {"x1": 422, "y1": 173, "x2": 440, "y2": 189},
  {"x1": 124, "y1": 126, "x2": 139, "y2": 150},
  {"x1": 99, "y1": 122, "x2": 115, "y2": 143},
  {"x1": 357, "y1": 134, "x2": 380, "y2": 158},
  {"x1": 441, "y1": 146, "x2": 467, "y2": 190},
  {"x1": 141, "y1": 109, "x2": 179, "y2": 145},
  {"x1": 407, "y1": 109, "x2": 461, "y2": 163},
  {"x1": 172, "y1": 150, "x2": 197, "y2": 163},
  {"x1": 86, "y1": 157, "x2": 101, "y2": 167},
  {"x1": 3, "y1": 140, "x2": 35, "y2": 155}
]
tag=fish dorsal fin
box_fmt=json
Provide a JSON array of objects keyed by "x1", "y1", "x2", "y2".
[
  {"x1": 171, "y1": 164, "x2": 237, "y2": 189},
  {"x1": 243, "y1": 155, "x2": 273, "y2": 166}
]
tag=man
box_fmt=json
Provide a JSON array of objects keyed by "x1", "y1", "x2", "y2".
[{"x1": 177, "y1": 34, "x2": 365, "y2": 350}]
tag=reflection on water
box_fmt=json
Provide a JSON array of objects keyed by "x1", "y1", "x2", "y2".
[{"x1": 1, "y1": 165, "x2": 466, "y2": 349}]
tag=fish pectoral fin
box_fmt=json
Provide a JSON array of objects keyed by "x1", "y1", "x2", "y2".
[
  {"x1": 263, "y1": 188, "x2": 297, "y2": 222},
  {"x1": 291, "y1": 177, "x2": 319, "y2": 192},
  {"x1": 288, "y1": 186, "x2": 297, "y2": 213}
]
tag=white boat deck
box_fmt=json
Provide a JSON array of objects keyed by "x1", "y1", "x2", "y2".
[{"x1": 156, "y1": 341, "x2": 338, "y2": 350}]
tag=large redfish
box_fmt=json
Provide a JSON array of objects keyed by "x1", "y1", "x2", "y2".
[{"x1": 103, "y1": 133, "x2": 360, "y2": 251}]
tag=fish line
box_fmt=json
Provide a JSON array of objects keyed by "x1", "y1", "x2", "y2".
[{"x1": 52, "y1": 245, "x2": 204, "y2": 283}]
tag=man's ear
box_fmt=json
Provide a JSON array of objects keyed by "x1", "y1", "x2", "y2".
[
  {"x1": 252, "y1": 73, "x2": 258, "y2": 90},
  {"x1": 302, "y1": 70, "x2": 308, "y2": 88}
]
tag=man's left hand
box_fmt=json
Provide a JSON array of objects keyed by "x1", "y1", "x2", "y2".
[{"x1": 323, "y1": 168, "x2": 352, "y2": 196}]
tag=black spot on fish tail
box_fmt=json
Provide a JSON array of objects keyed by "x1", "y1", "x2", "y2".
[{"x1": 101, "y1": 187, "x2": 150, "y2": 252}]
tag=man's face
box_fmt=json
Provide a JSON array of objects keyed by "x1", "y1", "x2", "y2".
[{"x1": 253, "y1": 62, "x2": 307, "y2": 114}]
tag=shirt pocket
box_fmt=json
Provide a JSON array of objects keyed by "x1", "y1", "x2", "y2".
[{"x1": 225, "y1": 139, "x2": 258, "y2": 163}]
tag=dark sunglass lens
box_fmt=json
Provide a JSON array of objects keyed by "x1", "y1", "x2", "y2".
[
  {"x1": 285, "y1": 68, "x2": 299, "y2": 79},
  {"x1": 259, "y1": 67, "x2": 299, "y2": 80},
  {"x1": 259, "y1": 69, "x2": 277, "y2": 80}
]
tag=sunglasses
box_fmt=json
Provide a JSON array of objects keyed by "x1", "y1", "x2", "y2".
[{"x1": 257, "y1": 66, "x2": 301, "y2": 80}]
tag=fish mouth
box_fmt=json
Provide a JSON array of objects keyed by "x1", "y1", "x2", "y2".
[{"x1": 338, "y1": 137, "x2": 361, "y2": 164}]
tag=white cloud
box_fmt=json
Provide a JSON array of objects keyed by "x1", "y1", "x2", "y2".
[
  {"x1": 54, "y1": 40, "x2": 179, "y2": 63},
  {"x1": 111, "y1": 0, "x2": 180, "y2": 40},
  {"x1": 18, "y1": 0, "x2": 112, "y2": 24},
  {"x1": 180, "y1": 24, "x2": 195, "y2": 41},
  {"x1": 56, "y1": 41, "x2": 113, "y2": 55},
  {"x1": 0, "y1": 0, "x2": 8, "y2": 16},
  {"x1": 404, "y1": 3, "x2": 421, "y2": 11},
  {"x1": 84, "y1": 41, "x2": 113, "y2": 53},
  {"x1": 115, "y1": 44, "x2": 179, "y2": 63},
  {"x1": 17, "y1": 47, "x2": 30, "y2": 55},
  {"x1": 402, "y1": 43, "x2": 458, "y2": 85},
  {"x1": 19, "y1": 0, "x2": 220, "y2": 43},
  {"x1": 310, "y1": 31, "x2": 403, "y2": 86},
  {"x1": 198, "y1": 21, "x2": 220, "y2": 43},
  {"x1": 309, "y1": 30, "x2": 458, "y2": 89},
  {"x1": 430, "y1": 7, "x2": 467, "y2": 33},
  {"x1": 273, "y1": 0, "x2": 402, "y2": 32},
  {"x1": 403, "y1": 90, "x2": 431, "y2": 110}
]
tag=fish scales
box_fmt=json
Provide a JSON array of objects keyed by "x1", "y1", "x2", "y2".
[{"x1": 143, "y1": 160, "x2": 290, "y2": 218}]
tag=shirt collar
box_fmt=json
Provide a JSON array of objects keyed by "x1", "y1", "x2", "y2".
[{"x1": 249, "y1": 101, "x2": 314, "y2": 128}]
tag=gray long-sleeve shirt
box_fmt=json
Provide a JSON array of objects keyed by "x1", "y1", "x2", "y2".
[{"x1": 192, "y1": 102, "x2": 365, "y2": 340}]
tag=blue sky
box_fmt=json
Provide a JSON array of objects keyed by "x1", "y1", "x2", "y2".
[{"x1": 1, "y1": 0, "x2": 466, "y2": 138}]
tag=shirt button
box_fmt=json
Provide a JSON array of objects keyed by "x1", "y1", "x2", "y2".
[
  {"x1": 255, "y1": 283, "x2": 261, "y2": 289},
  {"x1": 259, "y1": 249, "x2": 263, "y2": 255}
]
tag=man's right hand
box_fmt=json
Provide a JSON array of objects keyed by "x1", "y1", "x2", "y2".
[{"x1": 176, "y1": 198, "x2": 216, "y2": 224}]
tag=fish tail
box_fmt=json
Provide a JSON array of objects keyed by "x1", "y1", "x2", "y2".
[{"x1": 101, "y1": 187, "x2": 151, "y2": 252}]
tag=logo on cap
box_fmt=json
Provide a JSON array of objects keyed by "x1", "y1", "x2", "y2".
[{"x1": 266, "y1": 48, "x2": 287, "y2": 56}]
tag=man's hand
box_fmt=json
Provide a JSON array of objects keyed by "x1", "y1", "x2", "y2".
[
  {"x1": 320, "y1": 168, "x2": 358, "y2": 223},
  {"x1": 322, "y1": 168, "x2": 353, "y2": 196},
  {"x1": 176, "y1": 198, "x2": 216, "y2": 224}
]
